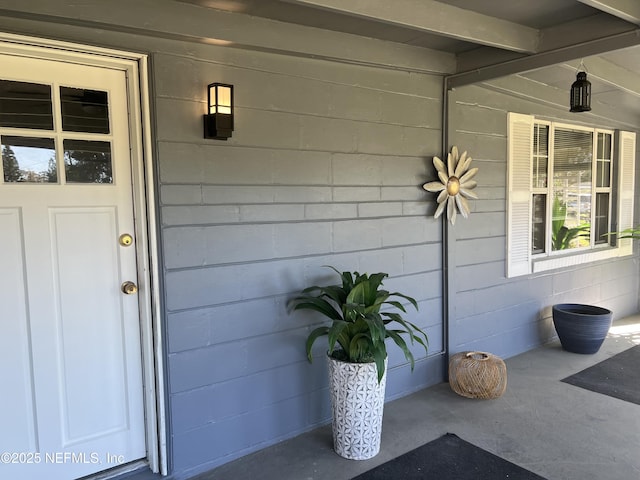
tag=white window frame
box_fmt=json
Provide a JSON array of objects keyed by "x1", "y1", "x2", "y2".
[
  {"x1": 507, "y1": 112, "x2": 636, "y2": 278},
  {"x1": 536, "y1": 122, "x2": 614, "y2": 256}
]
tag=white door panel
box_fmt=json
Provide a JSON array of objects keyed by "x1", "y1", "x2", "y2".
[
  {"x1": 0, "y1": 208, "x2": 38, "y2": 453},
  {"x1": 51, "y1": 207, "x2": 128, "y2": 443},
  {"x1": 0, "y1": 53, "x2": 145, "y2": 479}
]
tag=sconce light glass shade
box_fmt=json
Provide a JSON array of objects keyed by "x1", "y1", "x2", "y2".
[
  {"x1": 570, "y1": 71, "x2": 591, "y2": 112},
  {"x1": 204, "y1": 83, "x2": 234, "y2": 139}
]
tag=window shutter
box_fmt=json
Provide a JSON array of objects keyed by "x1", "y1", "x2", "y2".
[
  {"x1": 507, "y1": 113, "x2": 534, "y2": 277},
  {"x1": 617, "y1": 131, "x2": 636, "y2": 256}
]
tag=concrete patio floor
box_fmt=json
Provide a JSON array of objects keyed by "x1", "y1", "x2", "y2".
[
  {"x1": 119, "y1": 315, "x2": 640, "y2": 480},
  {"x1": 194, "y1": 315, "x2": 640, "y2": 480}
]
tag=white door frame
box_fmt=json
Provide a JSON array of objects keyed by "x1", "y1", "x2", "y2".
[{"x1": 0, "y1": 32, "x2": 167, "y2": 476}]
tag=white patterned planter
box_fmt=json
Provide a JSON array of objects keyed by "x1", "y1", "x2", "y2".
[{"x1": 327, "y1": 355, "x2": 387, "y2": 460}]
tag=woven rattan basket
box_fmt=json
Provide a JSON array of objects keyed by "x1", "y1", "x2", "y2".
[{"x1": 449, "y1": 351, "x2": 507, "y2": 399}]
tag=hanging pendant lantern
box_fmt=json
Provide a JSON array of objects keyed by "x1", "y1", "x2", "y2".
[{"x1": 570, "y1": 71, "x2": 591, "y2": 112}]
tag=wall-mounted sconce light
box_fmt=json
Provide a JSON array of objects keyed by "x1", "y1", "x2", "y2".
[
  {"x1": 204, "y1": 83, "x2": 234, "y2": 139},
  {"x1": 570, "y1": 61, "x2": 591, "y2": 113}
]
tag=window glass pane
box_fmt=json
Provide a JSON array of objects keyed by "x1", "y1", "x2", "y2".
[
  {"x1": 64, "y1": 139, "x2": 112, "y2": 184},
  {"x1": 0, "y1": 80, "x2": 53, "y2": 130},
  {"x1": 596, "y1": 133, "x2": 612, "y2": 188},
  {"x1": 597, "y1": 133, "x2": 612, "y2": 160},
  {"x1": 60, "y1": 87, "x2": 110, "y2": 134},
  {"x1": 532, "y1": 194, "x2": 546, "y2": 254},
  {"x1": 596, "y1": 160, "x2": 611, "y2": 188},
  {"x1": 594, "y1": 193, "x2": 610, "y2": 245},
  {"x1": 533, "y1": 124, "x2": 548, "y2": 188},
  {"x1": 2, "y1": 136, "x2": 56, "y2": 183},
  {"x1": 533, "y1": 156, "x2": 548, "y2": 189},
  {"x1": 552, "y1": 128, "x2": 592, "y2": 251},
  {"x1": 534, "y1": 124, "x2": 548, "y2": 155}
]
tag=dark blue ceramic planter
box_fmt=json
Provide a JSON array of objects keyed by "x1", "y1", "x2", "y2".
[{"x1": 552, "y1": 303, "x2": 613, "y2": 354}]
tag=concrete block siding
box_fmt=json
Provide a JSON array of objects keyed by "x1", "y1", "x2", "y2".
[
  {"x1": 155, "y1": 48, "x2": 446, "y2": 474},
  {"x1": 449, "y1": 84, "x2": 640, "y2": 358},
  {"x1": 154, "y1": 44, "x2": 638, "y2": 475}
]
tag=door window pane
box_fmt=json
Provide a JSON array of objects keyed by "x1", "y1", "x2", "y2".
[
  {"x1": 60, "y1": 87, "x2": 109, "y2": 134},
  {"x1": 0, "y1": 80, "x2": 53, "y2": 130},
  {"x1": 64, "y1": 140, "x2": 112, "y2": 184},
  {"x1": 2, "y1": 136, "x2": 56, "y2": 183},
  {"x1": 2, "y1": 136, "x2": 57, "y2": 183}
]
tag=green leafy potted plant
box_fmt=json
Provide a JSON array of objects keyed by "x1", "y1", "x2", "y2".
[{"x1": 289, "y1": 266, "x2": 428, "y2": 460}]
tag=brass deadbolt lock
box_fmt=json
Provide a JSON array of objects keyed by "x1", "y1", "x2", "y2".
[
  {"x1": 121, "y1": 281, "x2": 138, "y2": 295},
  {"x1": 119, "y1": 234, "x2": 133, "y2": 246}
]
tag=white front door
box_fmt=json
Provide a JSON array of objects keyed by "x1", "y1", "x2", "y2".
[{"x1": 0, "y1": 53, "x2": 146, "y2": 479}]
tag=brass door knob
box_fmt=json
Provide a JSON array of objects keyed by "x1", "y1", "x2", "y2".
[
  {"x1": 119, "y1": 233, "x2": 134, "y2": 246},
  {"x1": 121, "y1": 281, "x2": 138, "y2": 295}
]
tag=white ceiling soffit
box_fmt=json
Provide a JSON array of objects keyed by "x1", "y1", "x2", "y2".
[
  {"x1": 563, "y1": 56, "x2": 640, "y2": 97},
  {"x1": 481, "y1": 75, "x2": 639, "y2": 129}
]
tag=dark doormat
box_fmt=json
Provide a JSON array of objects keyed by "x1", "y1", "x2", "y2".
[
  {"x1": 561, "y1": 344, "x2": 640, "y2": 405},
  {"x1": 351, "y1": 433, "x2": 547, "y2": 480}
]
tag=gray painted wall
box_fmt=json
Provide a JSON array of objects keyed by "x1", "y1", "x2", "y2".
[
  {"x1": 0, "y1": 15, "x2": 447, "y2": 477},
  {"x1": 448, "y1": 84, "x2": 640, "y2": 357},
  {"x1": 156, "y1": 47, "x2": 446, "y2": 474},
  {"x1": 1, "y1": 4, "x2": 640, "y2": 479}
]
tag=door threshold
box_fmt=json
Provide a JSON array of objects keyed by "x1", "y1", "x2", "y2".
[{"x1": 81, "y1": 461, "x2": 161, "y2": 480}]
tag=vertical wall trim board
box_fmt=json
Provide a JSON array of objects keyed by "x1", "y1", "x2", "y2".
[
  {"x1": 144, "y1": 52, "x2": 172, "y2": 476},
  {"x1": 442, "y1": 77, "x2": 452, "y2": 380}
]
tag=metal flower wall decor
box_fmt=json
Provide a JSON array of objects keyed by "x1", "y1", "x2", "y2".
[{"x1": 422, "y1": 146, "x2": 478, "y2": 225}]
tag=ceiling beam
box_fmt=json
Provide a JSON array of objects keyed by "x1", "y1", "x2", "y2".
[
  {"x1": 448, "y1": 29, "x2": 640, "y2": 89},
  {"x1": 578, "y1": 0, "x2": 640, "y2": 25},
  {"x1": 0, "y1": 0, "x2": 455, "y2": 74},
  {"x1": 283, "y1": 0, "x2": 540, "y2": 53},
  {"x1": 458, "y1": 13, "x2": 634, "y2": 73}
]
